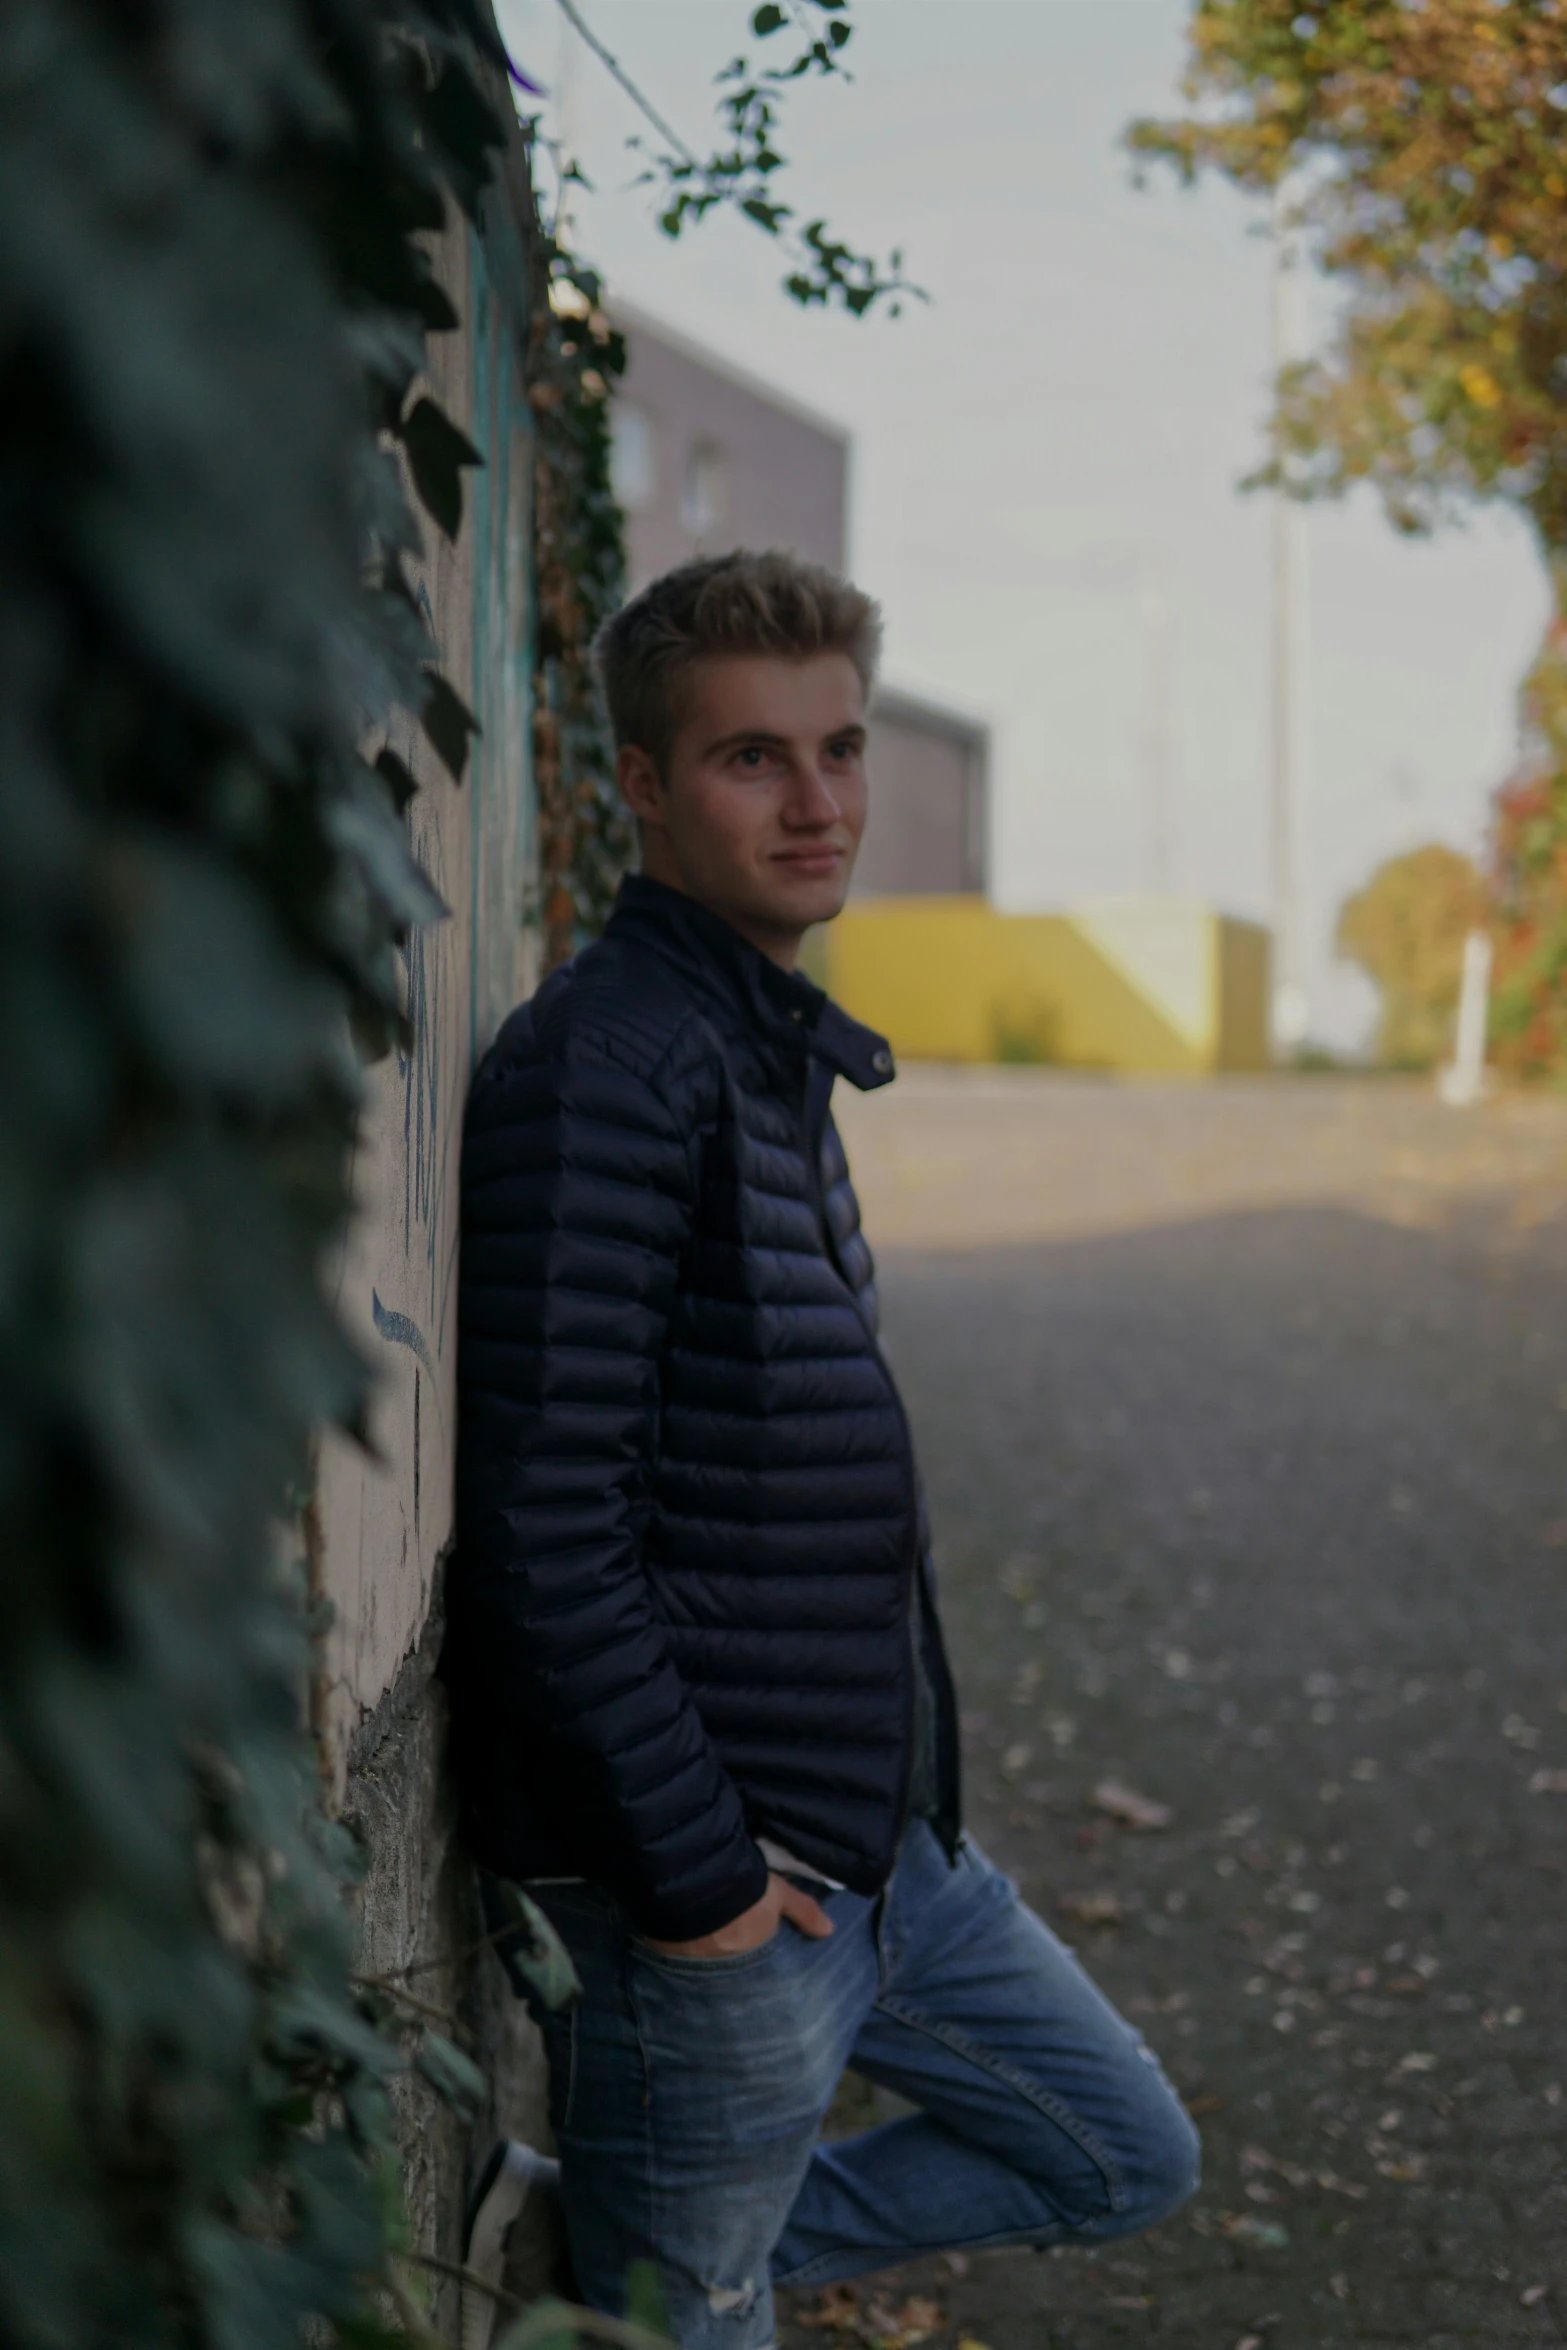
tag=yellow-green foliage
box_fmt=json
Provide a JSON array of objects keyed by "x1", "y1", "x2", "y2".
[
  {"x1": 1129, "y1": 0, "x2": 1567, "y2": 550},
  {"x1": 1490, "y1": 604, "x2": 1567, "y2": 1077},
  {"x1": 1336, "y1": 845, "x2": 1486, "y2": 1069},
  {"x1": 1133, "y1": 0, "x2": 1567, "y2": 1072}
]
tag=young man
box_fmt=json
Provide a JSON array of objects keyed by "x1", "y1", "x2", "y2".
[{"x1": 444, "y1": 551, "x2": 1198, "y2": 2349}]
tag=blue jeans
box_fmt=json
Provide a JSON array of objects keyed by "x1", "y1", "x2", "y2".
[{"x1": 502, "y1": 1825, "x2": 1199, "y2": 2350}]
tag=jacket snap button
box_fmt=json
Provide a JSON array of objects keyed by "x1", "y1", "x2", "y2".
[{"x1": 872, "y1": 1048, "x2": 893, "y2": 1075}]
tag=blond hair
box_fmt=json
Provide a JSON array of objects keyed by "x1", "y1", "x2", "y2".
[{"x1": 593, "y1": 549, "x2": 882, "y2": 775}]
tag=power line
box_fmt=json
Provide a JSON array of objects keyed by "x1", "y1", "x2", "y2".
[{"x1": 551, "y1": 0, "x2": 699, "y2": 167}]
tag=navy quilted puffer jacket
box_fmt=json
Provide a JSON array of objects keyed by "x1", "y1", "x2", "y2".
[{"x1": 443, "y1": 875, "x2": 961, "y2": 1940}]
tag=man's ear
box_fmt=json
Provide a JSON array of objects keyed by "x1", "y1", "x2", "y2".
[{"x1": 617, "y1": 743, "x2": 667, "y2": 827}]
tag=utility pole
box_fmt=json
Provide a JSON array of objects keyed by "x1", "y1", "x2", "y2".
[
  {"x1": 1139, "y1": 555, "x2": 1174, "y2": 894},
  {"x1": 1270, "y1": 178, "x2": 1312, "y2": 1055}
]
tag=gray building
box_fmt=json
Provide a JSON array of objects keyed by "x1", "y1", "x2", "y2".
[
  {"x1": 611, "y1": 303, "x2": 988, "y2": 898},
  {"x1": 853, "y1": 686, "x2": 987, "y2": 898},
  {"x1": 611, "y1": 299, "x2": 847, "y2": 582}
]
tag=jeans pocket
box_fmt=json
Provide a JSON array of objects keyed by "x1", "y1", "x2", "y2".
[
  {"x1": 629, "y1": 1927, "x2": 783, "y2": 1980},
  {"x1": 626, "y1": 1924, "x2": 839, "y2": 2157}
]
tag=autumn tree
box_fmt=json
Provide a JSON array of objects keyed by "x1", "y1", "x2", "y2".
[
  {"x1": 1490, "y1": 605, "x2": 1567, "y2": 1072},
  {"x1": 1336, "y1": 843, "x2": 1486, "y2": 1067},
  {"x1": 1130, "y1": 0, "x2": 1567, "y2": 1068}
]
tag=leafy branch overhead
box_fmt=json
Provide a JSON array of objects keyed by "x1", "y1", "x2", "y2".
[
  {"x1": 554, "y1": 0, "x2": 923, "y2": 317},
  {"x1": 1131, "y1": 0, "x2": 1567, "y2": 1085},
  {"x1": 1126, "y1": 0, "x2": 1567, "y2": 551}
]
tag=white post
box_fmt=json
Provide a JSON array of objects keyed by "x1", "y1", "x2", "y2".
[
  {"x1": 1139, "y1": 556, "x2": 1174, "y2": 894},
  {"x1": 1439, "y1": 930, "x2": 1493, "y2": 1106},
  {"x1": 1270, "y1": 178, "x2": 1312, "y2": 1057}
]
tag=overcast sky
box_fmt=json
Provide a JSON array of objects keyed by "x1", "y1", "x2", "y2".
[{"x1": 496, "y1": 0, "x2": 1549, "y2": 1049}]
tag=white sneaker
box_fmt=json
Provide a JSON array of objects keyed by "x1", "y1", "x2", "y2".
[{"x1": 461, "y1": 2139, "x2": 560, "y2": 2350}]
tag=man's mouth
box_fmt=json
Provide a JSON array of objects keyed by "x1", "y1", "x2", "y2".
[{"x1": 772, "y1": 845, "x2": 844, "y2": 877}]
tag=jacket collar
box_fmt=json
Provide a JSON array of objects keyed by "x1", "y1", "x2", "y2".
[{"x1": 606, "y1": 874, "x2": 897, "y2": 1094}]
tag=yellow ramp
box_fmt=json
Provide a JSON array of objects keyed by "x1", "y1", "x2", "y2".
[{"x1": 815, "y1": 897, "x2": 1269, "y2": 1075}]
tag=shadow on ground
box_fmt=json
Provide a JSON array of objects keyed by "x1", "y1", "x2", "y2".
[{"x1": 780, "y1": 1199, "x2": 1567, "y2": 2350}]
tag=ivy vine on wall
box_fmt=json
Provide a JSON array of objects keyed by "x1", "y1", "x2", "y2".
[
  {"x1": 0, "y1": 3, "x2": 516, "y2": 2342},
  {"x1": 528, "y1": 247, "x2": 635, "y2": 973}
]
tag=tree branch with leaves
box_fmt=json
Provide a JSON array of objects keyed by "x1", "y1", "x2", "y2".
[
  {"x1": 551, "y1": 0, "x2": 923, "y2": 317},
  {"x1": 1130, "y1": 0, "x2": 1567, "y2": 1075}
]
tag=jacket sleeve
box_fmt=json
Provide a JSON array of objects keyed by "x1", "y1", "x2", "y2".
[{"x1": 453, "y1": 1042, "x2": 770, "y2": 1942}]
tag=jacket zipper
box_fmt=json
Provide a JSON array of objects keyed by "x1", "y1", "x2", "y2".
[{"x1": 798, "y1": 1063, "x2": 930, "y2": 1871}]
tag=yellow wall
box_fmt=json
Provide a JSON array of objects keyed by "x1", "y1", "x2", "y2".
[{"x1": 813, "y1": 897, "x2": 1271, "y2": 1075}]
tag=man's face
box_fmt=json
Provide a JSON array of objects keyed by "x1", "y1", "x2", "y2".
[{"x1": 618, "y1": 651, "x2": 868, "y2": 967}]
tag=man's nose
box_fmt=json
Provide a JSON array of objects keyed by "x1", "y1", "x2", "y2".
[{"x1": 782, "y1": 760, "x2": 841, "y2": 828}]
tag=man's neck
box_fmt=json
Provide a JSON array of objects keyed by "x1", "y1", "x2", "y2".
[{"x1": 636, "y1": 864, "x2": 804, "y2": 972}]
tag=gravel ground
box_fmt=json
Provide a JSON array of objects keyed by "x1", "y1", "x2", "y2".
[{"x1": 778, "y1": 1071, "x2": 1567, "y2": 2350}]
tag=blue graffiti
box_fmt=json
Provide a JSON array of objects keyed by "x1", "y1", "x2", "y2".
[{"x1": 371, "y1": 1289, "x2": 437, "y2": 1383}]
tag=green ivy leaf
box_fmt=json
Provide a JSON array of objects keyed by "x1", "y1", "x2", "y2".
[
  {"x1": 271, "y1": 1984, "x2": 401, "y2": 2078},
  {"x1": 325, "y1": 764, "x2": 449, "y2": 930},
  {"x1": 399, "y1": 395, "x2": 484, "y2": 540},
  {"x1": 115, "y1": 836, "x2": 343, "y2": 1102},
  {"x1": 187, "y1": 2225, "x2": 325, "y2": 2350},
  {"x1": 422, "y1": 669, "x2": 480, "y2": 783},
  {"x1": 373, "y1": 746, "x2": 420, "y2": 811},
  {"x1": 421, "y1": 55, "x2": 506, "y2": 218},
  {"x1": 413, "y1": 2027, "x2": 486, "y2": 2113},
  {"x1": 487, "y1": 1878, "x2": 583, "y2": 2012}
]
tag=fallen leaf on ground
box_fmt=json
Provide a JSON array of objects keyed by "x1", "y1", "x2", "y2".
[
  {"x1": 1529, "y1": 1768, "x2": 1567, "y2": 1795},
  {"x1": 1092, "y1": 1778, "x2": 1173, "y2": 1831},
  {"x1": 1239, "y1": 2145, "x2": 1313, "y2": 2189},
  {"x1": 1218, "y1": 2212, "x2": 1290, "y2": 2249},
  {"x1": 862, "y1": 2294, "x2": 942, "y2": 2348},
  {"x1": 1183, "y1": 2090, "x2": 1225, "y2": 2116},
  {"x1": 794, "y1": 2285, "x2": 862, "y2": 2332},
  {"x1": 1060, "y1": 1889, "x2": 1125, "y2": 1926},
  {"x1": 1521, "y1": 2284, "x2": 1548, "y2": 2307}
]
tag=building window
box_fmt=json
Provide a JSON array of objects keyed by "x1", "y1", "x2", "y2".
[
  {"x1": 679, "y1": 439, "x2": 728, "y2": 542},
  {"x1": 610, "y1": 404, "x2": 657, "y2": 513}
]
